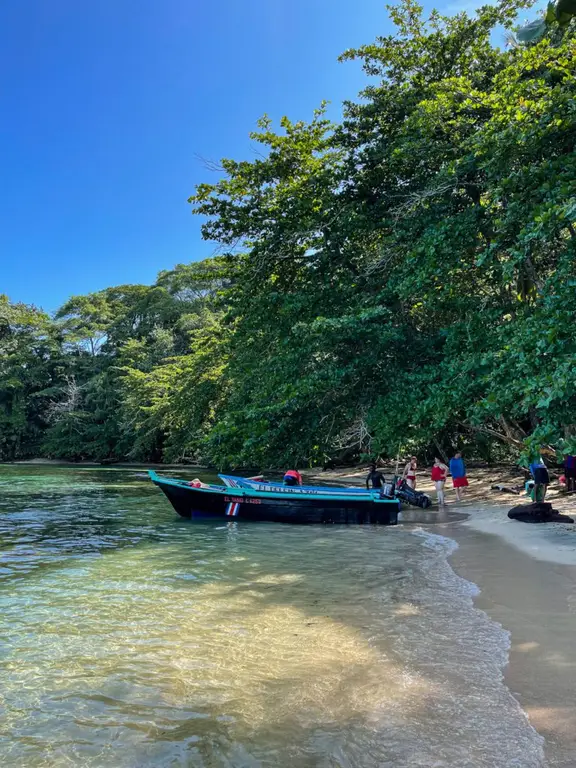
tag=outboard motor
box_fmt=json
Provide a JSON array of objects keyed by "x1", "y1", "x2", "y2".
[{"x1": 394, "y1": 477, "x2": 432, "y2": 509}]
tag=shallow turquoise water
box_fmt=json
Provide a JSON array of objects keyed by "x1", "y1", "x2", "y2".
[{"x1": 0, "y1": 467, "x2": 544, "y2": 767}]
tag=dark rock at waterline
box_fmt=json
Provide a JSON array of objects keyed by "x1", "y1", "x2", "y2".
[{"x1": 508, "y1": 502, "x2": 574, "y2": 524}]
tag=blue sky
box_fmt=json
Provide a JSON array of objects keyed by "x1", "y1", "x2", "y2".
[{"x1": 0, "y1": 0, "x2": 498, "y2": 312}]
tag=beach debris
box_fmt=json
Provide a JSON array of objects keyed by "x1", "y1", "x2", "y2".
[{"x1": 491, "y1": 484, "x2": 522, "y2": 494}]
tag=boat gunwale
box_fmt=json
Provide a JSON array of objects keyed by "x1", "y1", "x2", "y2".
[{"x1": 219, "y1": 473, "x2": 373, "y2": 495}]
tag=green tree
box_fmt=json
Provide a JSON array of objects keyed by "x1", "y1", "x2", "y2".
[
  {"x1": 5, "y1": 0, "x2": 576, "y2": 469},
  {"x1": 0, "y1": 295, "x2": 65, "y2": 460}
]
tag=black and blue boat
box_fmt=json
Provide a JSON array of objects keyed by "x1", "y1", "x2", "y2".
[{"x1": 149, "y1": 471, "x2": 400, "y2": 525}]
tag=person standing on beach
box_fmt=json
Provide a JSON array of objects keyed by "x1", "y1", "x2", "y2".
[
  {"x1": 431, "y1": 457, "x2": 449, "y2": 507},
  {"x1": 527, "y1": 453, "x2": 549, "y2": 502},
  {"x1": 366, "y1": 462, "x2": 384, "y2": 490},
  {"x1": 449, "y1": 451, "x2": 469, "y2": 502},
  {"x1": 403, "y1": 457, "x2": 418, "y2": 489}
]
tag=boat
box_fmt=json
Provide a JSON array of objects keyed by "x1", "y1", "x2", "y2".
[{"x1": 149, "y1": 471, "x2": 400, "y2": 525}]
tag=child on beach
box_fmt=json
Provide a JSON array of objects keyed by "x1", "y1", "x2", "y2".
[
  {"x1": 431, "y1": 457, "x2": 449, "y2": 507},
  {"x1": 449, "y1": 451, "x2": 469, "y2": 501}
]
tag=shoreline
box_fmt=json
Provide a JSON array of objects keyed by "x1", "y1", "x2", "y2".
[
  {"x1": 411, "y1": 479, "x2": 576, "y2": 766},
  {"x1": 446, "y1": 523, "x2": 576, "y2": 768},
  {"x1": 365, "y1": 468, "x2": 576, "y2": 766}
]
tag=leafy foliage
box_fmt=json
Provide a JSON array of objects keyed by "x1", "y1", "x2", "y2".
[{"x1": 2, "y1": 0, "x2": 576, "y2": 467}]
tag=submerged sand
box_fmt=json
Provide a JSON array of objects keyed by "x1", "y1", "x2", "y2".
[{"x1": 308, "y1": 465, "x2": 576, "y2": 767}]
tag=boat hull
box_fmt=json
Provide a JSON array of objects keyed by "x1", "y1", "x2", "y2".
[{"x1": 150, "y1": 472, "x2": 399, "y2": 525}]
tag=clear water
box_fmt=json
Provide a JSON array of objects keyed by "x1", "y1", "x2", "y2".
[{"x1": 0, "y1": 467, "x2": 544, "y2": 767}]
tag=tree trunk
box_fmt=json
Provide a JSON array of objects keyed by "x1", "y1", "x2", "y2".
[{"x1": 433, "y1": 438, "x2": 449, "y2": 463}]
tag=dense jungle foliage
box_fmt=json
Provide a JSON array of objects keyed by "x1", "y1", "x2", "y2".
[{"x1": 2, "y1": 0, "x2": 576, "y2": 467}]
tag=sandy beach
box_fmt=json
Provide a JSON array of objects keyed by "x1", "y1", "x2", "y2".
[
  {"x1": 450, "y1": 525, "x2": 576, "y2": 768},
  {"x1": 309, "y1": 465, "x2": 576, "y2": 767},
  {"x1": 448, "y1": 488, "x2": 576, "y2": 767}
]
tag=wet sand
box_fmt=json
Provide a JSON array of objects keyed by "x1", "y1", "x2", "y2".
[
  {"x1": 396, "y1": 489, "x2": 576, "y2": 767},
  {"x1": 448, "y1": 525, "x2": 576, "y2": 768}
]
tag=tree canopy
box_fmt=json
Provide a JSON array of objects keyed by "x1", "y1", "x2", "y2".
[{"x1": 2, "y1": 0, "x2": 575, "y2": 467}]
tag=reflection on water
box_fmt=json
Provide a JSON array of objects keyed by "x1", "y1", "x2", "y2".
[{"x1": 0, "y1": 467, "x2": 544, "y2": 767}]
